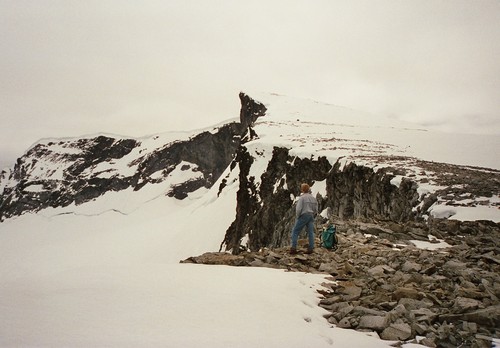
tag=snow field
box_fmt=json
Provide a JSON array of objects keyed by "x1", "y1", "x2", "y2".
[{"x1": 0, "y1": 188, "x2": 395, "y2": 347}]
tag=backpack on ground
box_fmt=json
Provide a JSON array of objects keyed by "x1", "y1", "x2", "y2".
[{"x1": 320, "y1": 224, "x2": 338, "y2": 250}]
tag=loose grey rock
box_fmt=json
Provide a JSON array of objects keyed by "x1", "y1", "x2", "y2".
[
  {"x1": 380, "y1": 323, "x2": 412, "y2": 340},
  {"x1": 358, "y1": 315, "x2": 388, "y2": 332},
  {"x1": 393, "y1": 287, "x2": 419, "y2": 300},
  {"x1": 182, "y1": 218, "x2": 500, "y2": 346}
]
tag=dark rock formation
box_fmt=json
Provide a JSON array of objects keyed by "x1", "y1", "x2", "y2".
[
  {"x1": 132, "y1": 123, "x2": 243, "y2": 190},
  {"x1": 221, "y1": 150, "x2": 424, "y2": 253},
  {"x1": 220, "y1": 146, "x2": 333, "y2": 253},
  {"x1": 239, "y1": 92, "x2": 267, "y2": 130},
  {"x1": 326, "y1": 161, "x2": 420, "y2": 222}
]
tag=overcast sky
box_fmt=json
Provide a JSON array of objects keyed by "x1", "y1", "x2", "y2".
[{"x1": 1, "y1": 0, "x2": 499, "y2": 170}]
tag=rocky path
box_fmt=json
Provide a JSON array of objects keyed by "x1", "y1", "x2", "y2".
[{"x1": 182, "y1": 219, "x2": 500, "y2": 348}]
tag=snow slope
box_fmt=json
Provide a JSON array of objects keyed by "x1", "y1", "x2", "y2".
[{"x1": 1, "y1": 92, "x2": 499, "y2": 347}]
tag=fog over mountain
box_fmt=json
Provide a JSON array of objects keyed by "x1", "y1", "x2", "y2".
[{"x1": 1, "y1": 1, "x2": 499, "y2": 171}]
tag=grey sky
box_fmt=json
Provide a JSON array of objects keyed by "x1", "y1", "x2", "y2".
[{"x1": 1, "y1": 0, "x2": 499, "y2": 170}]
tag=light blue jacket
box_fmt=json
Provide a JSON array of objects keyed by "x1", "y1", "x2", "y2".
[{"x1": 296, "y1": 192, "x2": 318, "y2": 218}]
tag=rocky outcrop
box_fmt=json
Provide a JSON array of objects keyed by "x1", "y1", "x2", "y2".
[
  {"x1": 326, "y1": 161, "x2": 420, "y2": 222},
  {"x1": 132, "y1": 123, "x2": 243, "y2": 190},
  {"x1": 220, "y1": 146, "x2": 333, "y2": 253},
  {"x1": 184, "y1": 218, "x2": 500, "y2": 348},
  {"x1": 239, "y1": 92, "x2": 267, "y2": 130},
  {"x1": 221, "y1": 149, "x2": 423, "y2": 253}
]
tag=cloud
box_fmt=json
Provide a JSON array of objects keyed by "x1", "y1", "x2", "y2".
[{"x1": 0, "y1": 0, "x2": 499, "y2": 168}]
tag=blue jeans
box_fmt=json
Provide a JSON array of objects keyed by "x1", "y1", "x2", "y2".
[{"x1": 291, "y1": 213, "x2": 315, "y2": 249}]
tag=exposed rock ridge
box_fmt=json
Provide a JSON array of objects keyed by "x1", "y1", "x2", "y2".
[
  {"x1": 221, "y1": 147, "x2": 425, "y2": 253},
  {"x1": 239, "y1": 92, "x2": 267, "y2": 130},
  {"x1": 326, "y1": 161, "x2": 420, "y2": 222}
]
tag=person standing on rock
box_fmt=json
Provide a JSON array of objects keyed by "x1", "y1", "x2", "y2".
[{"x1": 290, "y1": 183, "x2": 318, "y2": 255}]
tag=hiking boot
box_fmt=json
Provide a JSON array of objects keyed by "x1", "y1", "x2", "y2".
[
  {"x1": 306, "y1": 248, "x2": 314, "y2": 254},
  {"x1": 290, "y1": 248, "x2": 298, "y2": 255}
]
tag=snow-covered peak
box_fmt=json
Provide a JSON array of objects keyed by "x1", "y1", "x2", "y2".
[
  {"x1": 251, "y1": 92, "x2": 419, "y2": 128},
  {"x1": 248, "y1": 92, "x2": 499, "y2": 170}
]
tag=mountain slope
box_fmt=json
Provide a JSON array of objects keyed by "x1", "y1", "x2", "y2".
[
  {"x1": 0, "y1": 92, "x2": 499, "y2": 347},
  {"x1": 0, "y1": 122, "x2": 243, "y2": 221},
  {"x1": 1, "y1": 92, "x2": 498, "y2": 226}
]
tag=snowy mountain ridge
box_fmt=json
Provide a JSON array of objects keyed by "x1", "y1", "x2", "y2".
[
  {"x1": 1, "y1": 92, "x2": 498, "y2": 225},
  {"x1": 0, "y1": 119, "x2": 244, "y2": 220}
]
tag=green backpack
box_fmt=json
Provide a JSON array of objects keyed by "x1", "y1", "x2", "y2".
[{"x1": 321, "y1": 224, "x2": 338, "y2": 250}]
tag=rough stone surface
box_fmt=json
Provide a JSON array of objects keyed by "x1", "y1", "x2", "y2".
[
  {"x1": 358, "y1": 315, "x2": 388, "y2": 332},
  {"x1": 380, "y1": 323, "x2": 412, "y2": 341}
]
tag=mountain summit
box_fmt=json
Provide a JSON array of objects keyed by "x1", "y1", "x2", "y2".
[{"x1": 1, "y1": 92, "x2": 499, "y2": 228}]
